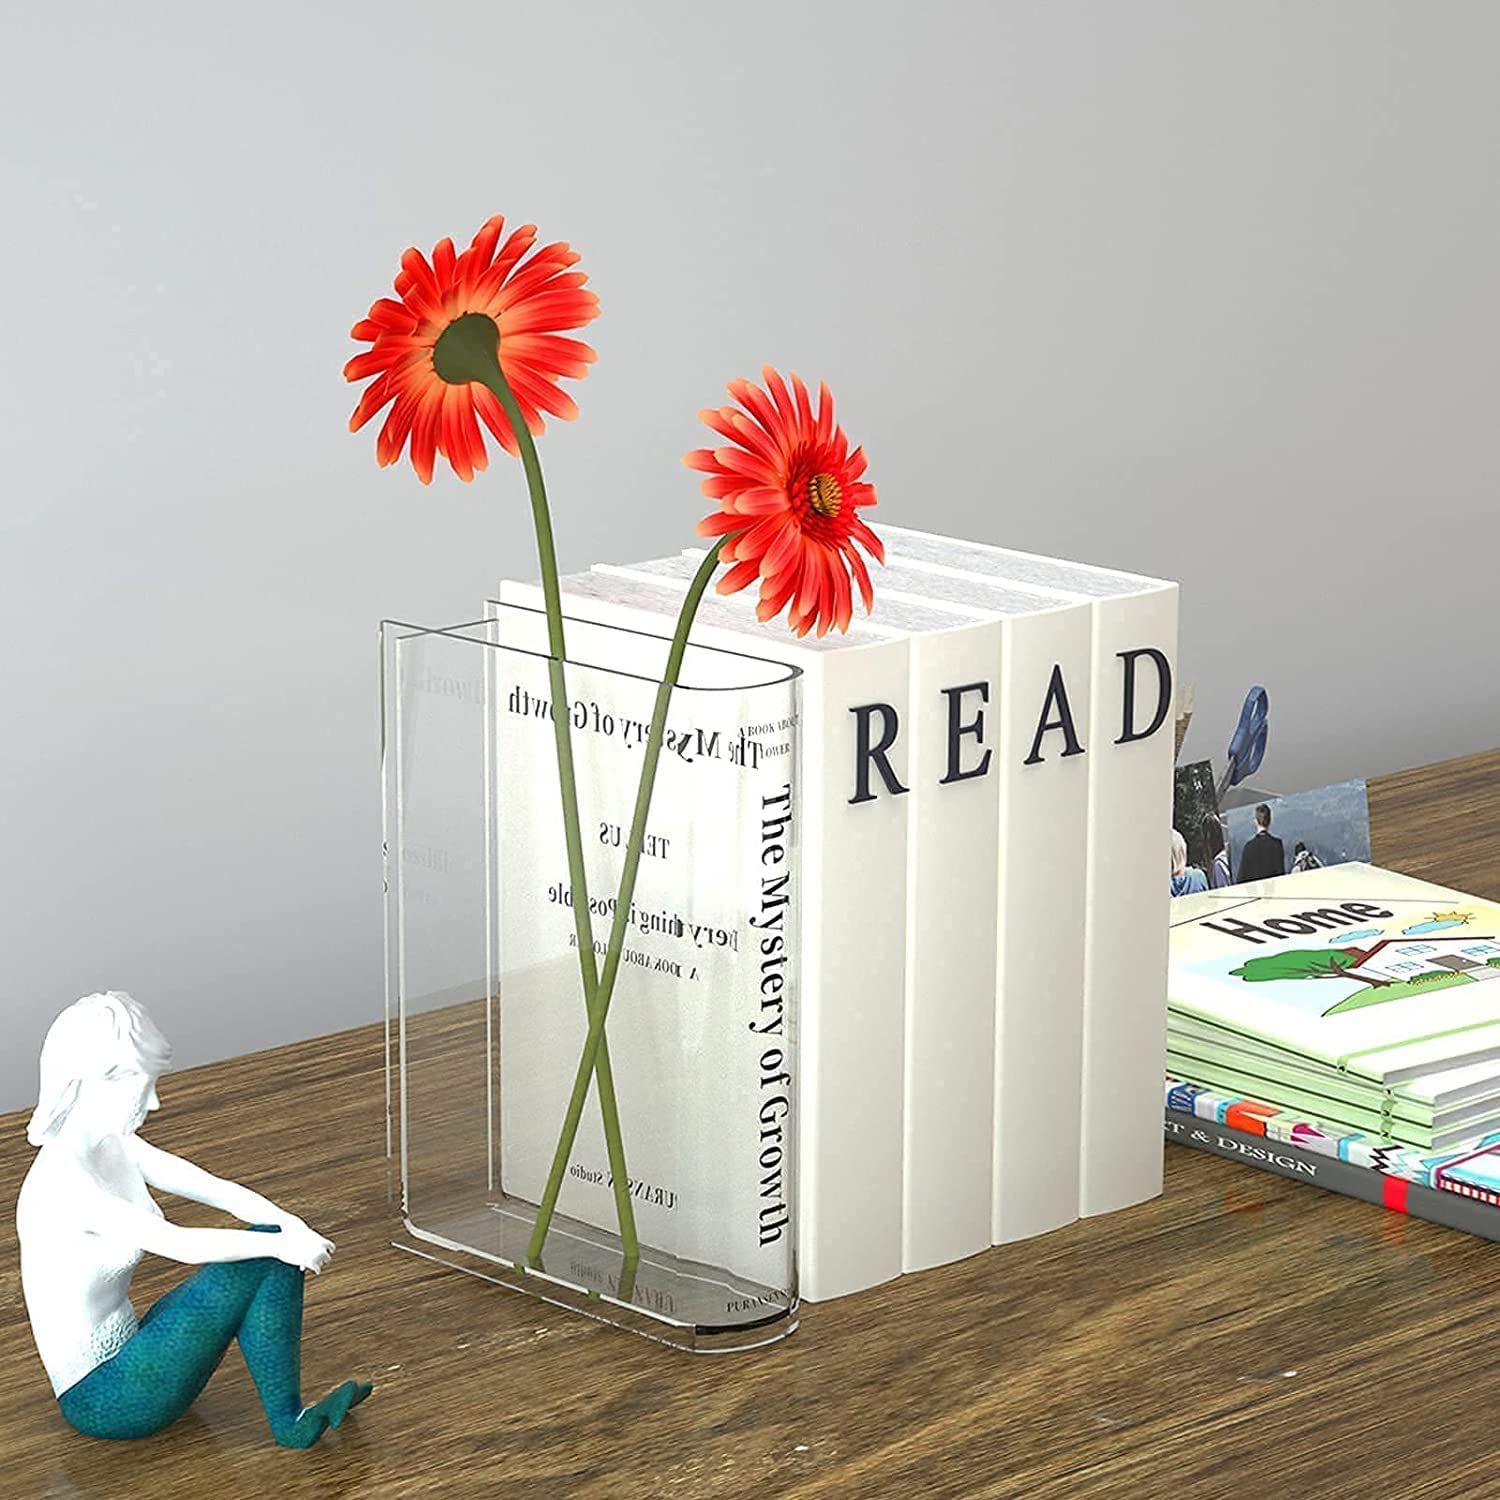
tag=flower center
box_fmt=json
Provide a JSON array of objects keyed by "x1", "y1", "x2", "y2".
[{"x1": 807, "y1": 472, "x2": 843, "y2": 519}]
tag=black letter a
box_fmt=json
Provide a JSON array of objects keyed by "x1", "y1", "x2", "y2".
[{"x1": 1023, "y1": 665, "x2": 1084, "y2": 765}]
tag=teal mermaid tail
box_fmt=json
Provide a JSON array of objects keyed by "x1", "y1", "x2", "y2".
[
  {"x1": 278, "y1": 1378, "x2": 375, "y2": 1449},
  {"x1": 56, "y1": 1225, "x2": 371, "y2": 1447}
]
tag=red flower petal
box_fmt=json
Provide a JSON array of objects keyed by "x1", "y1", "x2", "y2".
[
  {"x1": 716, "y1": 557, "x2": 761, "y2": 596},
  {"x1": 755, "y1": 570, "x2": 798, "y2": 622},
  {"x1": 397, "y1": 248, "x2": 444, "y2": 323},
  {"x1": 343, "y1": 349, "x2": 397, "y2": 382},
  {"x1": 376, "y1": 391, "x2": 419, "y2": 467},
  {"x1": 850, "y1": 515, "x2": 885, "y2": 563},
  {"x1": 729, "y1": 486, "x2": 791, "y2": 516},
  {"x1": 762, "y1": 366, "x2": 796, "y2": 429},
  {"x1": 789, "y1": 373, "x2": 815, "y2": 441},
  {"x1": 726, "y1": 379, "x2": 787, "y2": 456},
  {"x1": 410, "y1": 390, "x2": 441, "y2": 484},
  {"x1": 349, "y1": 372, "x2": 395, "y2": 432},
  {"x1": 498, "y1": 290, "x2": 600, "y2": 338},
  {"x1": 504, "y1": 363, "x2": 580, "y2": 422},
  {"x1": 358, "y1": 298, "x2": 420, "y2": 335},
  {"x1": 696, "y1": 510, "x2": 745, "y2": 539},
  {"x1": 842, "y1": 540, "x2": 874, "y2": 612},
  {"x1": 712, "y1": 446, "x2": 779, "y2": 485},
  {"x1": 502, "y1": 333, "x2": 596, "y2": 379},
  {"x1": 441, "y1": 389, "x2": 473, "y2": 483},
  {"x1": 694, "y1": 477, "x2": 747, "y2": 502},
  {"x1": 830, "y1": 551, "x2": 853, "y2": 632},
  {"x1": 472, "y1": 384, "x2": 521, "y2": 458},
  {"x1": 816, "y1": 381, "x2": 835, "y2": 448},
  {"x1": 760, "y1": 518, "x2": 803, "y2": 581},
  {"x1": 460, "y1": 214, "x2": 505, "y2": 288},
  {"x1": 731, "y1": 512, "x2": 792, "y2": 567}
]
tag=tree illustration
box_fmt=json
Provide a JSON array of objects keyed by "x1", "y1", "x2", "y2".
[{"x1": 1230, "y1": 947, "x2": 1387, "y2": 988}]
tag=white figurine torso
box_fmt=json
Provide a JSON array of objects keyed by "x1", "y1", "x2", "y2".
[{"x1": 17, "y1": 1135, "x2": 164, "y2": 1395}]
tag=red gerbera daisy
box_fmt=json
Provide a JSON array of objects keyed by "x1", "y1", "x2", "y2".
[
  {"x1": 685, "y1": 367, "x2": 882, "y2": 637},
  {"x1": 344, "y1": 214, "x2": 599, "y2": 483}
]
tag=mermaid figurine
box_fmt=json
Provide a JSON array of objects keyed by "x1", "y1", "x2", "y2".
[{"x1": 16, "y1": 992, "x2": 372, "y2": 1447}]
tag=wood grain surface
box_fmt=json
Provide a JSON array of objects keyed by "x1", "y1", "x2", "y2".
[{"x1": 2, "y1": 749, "x2": 1498, "y2": 1498}]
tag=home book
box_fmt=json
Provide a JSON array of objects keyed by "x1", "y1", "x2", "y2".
[
  {"x1": 1167, "y1": 1013, "x2": 1500, "y2": 1109},
  {"x1": 1165, "y1": 1027, "x2": 1500, "y2": 1142},
  {"x1": 874, "y1": 524, "x2": 1180, "y2": 1220}
]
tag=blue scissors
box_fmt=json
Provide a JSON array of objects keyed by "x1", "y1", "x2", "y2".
[{"x1": 1215, "y1": 686, "x2": 1268, "y2": 802}]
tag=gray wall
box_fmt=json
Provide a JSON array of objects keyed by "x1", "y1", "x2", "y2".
[{"x1": 3, "y1": 2, "x2": 1497, "y2": 1110}]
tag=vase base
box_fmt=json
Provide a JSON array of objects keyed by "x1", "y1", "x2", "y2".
[{"x1": 392, "y1": 1196, "x2": 798, "y2": 1353}]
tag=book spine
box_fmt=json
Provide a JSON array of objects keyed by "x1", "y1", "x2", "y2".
[
  {"x1": 1165, "y1": 1108, "x2": 1500, "y2": 1242},
  {"x1": 807, "y1": 634, "x2": 910, "y2": 1299},
  {"x1": 1163, "y1": 1047, "x2": 1435, "y2": 1146},
  {"x1": 899, "y1": 621, "x2": 1002, "y2": 1272},
  {"x1": 496, "y1": 580, "x2": 911, "y2": 1302},
  {"x1": 1078, "y1": 586, "x2": 1179, "y2": 1217},
  {"x1": 992, "y1": 604, "x2": 1093, "y2": 1242}
]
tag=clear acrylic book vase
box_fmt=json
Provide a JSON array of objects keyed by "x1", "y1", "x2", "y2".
[{"x1": 381, "y1": 604, "x2": 802, "y2": 1350}]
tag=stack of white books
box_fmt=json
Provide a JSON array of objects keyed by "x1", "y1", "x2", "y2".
[{"x1": 497, "y1": 526, "x2": 1178, "y2": 1302}]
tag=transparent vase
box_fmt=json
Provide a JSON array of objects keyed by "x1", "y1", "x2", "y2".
[{"x1": 381, "y1": 604, "x2": 802, "y2": 1350}]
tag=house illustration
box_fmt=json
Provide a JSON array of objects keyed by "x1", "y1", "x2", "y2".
[{"x1": 1342, "y1": 935, "x2": 1500, "y2": 986}]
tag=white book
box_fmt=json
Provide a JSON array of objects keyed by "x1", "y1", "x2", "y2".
[
  {"x1": 496, "y1": 570, "x2": 912, "y2": 1302},
  {"x1": 878, "y1": 525, "x2": 1179, "y2": 1221}
]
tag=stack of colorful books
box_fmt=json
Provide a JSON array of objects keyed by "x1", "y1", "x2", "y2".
[{"x1": 1166, "y1": 864, "x2": 1500, "y2": 1238}]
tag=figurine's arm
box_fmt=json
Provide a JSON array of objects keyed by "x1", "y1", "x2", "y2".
[
  {"x1": 127, "y1": 1138, "x2": 313, "y2": 1233},
  {"x1": 85, "y1": 1189, "x2": 333, "y2": 1272}
]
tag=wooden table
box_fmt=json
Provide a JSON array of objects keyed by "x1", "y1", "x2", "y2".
[{"x1": 2, "y1": 750, "x2": 1498, "y2": 1498}]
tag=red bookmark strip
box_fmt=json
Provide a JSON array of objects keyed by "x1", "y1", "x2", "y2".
[
  {"x1": 1382, "y1": 1176, "x2": 1410, "y2": 1214},
  {"x1": 1225, "y1": 1102, "x2": 1274, "y2": 1136}
]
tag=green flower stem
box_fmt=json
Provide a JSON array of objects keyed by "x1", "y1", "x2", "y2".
[
  {"x1": 433, "y1": 313, "x2": 638, "y2": 1261},
  {"x1": 525, "y1": 540, "x2": 726, "y2": 1269}
]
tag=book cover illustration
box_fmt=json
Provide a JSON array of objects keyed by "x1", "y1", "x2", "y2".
[{"x1": 1169, "y1": 865, "x2": 1500, "y2": 1084}]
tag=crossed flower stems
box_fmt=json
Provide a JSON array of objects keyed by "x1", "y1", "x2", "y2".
[{"x1": 434, "y1": 313, "x2": 720, "y2": 1274}]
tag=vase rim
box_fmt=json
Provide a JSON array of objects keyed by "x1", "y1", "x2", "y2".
[{"x1": 381, "y1": 613, "x2": 804, "y2": 695}]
